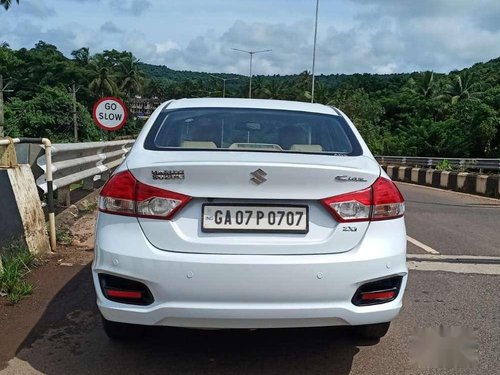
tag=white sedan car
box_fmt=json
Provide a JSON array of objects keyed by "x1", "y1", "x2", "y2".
[{"x1": 93, "y1": 98, "x2": 407, "y2": 340}]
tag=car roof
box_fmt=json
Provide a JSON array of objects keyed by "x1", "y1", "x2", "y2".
[{"x1": 164, "y1": 98, "x2": 339, "y2": 116}]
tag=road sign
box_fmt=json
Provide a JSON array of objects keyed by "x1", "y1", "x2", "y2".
[{"x1": 92, "y1": 97, "x2": 128, "y2": 131}]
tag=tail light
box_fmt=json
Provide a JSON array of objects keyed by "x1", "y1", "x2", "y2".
[
  {"x1": 99, "y1": 170, "x2": 191, "y2": 220},
  {"x1": 321, "y1": 177, "x2": 404, "y2": 222}
]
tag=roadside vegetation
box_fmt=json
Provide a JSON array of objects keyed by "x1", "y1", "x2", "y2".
[
  {"x1": 55, "y1": 227, "x2": 73, "y2": 246},
  {"x1": 0, "y1": 241, "x2": 38, "y2": 305},
  {"x1": 0, "y1": 41, "x2": 499, "y2": 157}
]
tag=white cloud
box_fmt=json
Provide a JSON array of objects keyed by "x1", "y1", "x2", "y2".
[
  {"x1": 2, "y1": 0, "x2": 500, "y2": 75},
  {"x1": 100, "y1": 21, "x2": 122, "y2": 34},
  {"x1": 108, "y1": 0, "x2": 151, "y2": 16},
  {"x1": 5, "y1": 1, "x2": 56, "y2": 18}
]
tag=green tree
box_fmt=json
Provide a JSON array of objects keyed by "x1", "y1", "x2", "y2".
[
  {"x1": 117, "y1": 55, "x2": 145, "y2": 99},
  {"x1": 305, "y1": 82, "x2": 330, "y2": 104},
  {"x1": 1, "y1": 0, "x2": 18, "y2": 10},
  {"x1": 449, "y1": 100, "x2": 498, "y2": 156},
  {"x1": 414, "y1": 71, "x2": 435, "y2": 99},
  {"x1": 329, "y1": 87, "x2": 385, "y2": 153},
  {"x1": 4, "y1": 86, "x2": 99, "y2": 141},
  {"x1": 261, "y1": 79, "x2": 287, "y2": 99},
  {"x1": 144, "y1": 79, "x2": 166, "y2": 99},
  {"x1": 71, "y1": 47, "x2": 90, "y2": 66},
  {"x1": 0, "y1": 44, "x2": 23, "y2": 76},
  {"x1": 88, "y1": 54, "x2": 118, "y2": 98},
  {"x1": 446, "y1": 71, "x2": 481, "y2": 104},
  {"x1": 295, "y1": 71, "x2": 312, "y2": 101}
]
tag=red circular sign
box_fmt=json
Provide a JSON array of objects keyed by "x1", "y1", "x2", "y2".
[{"x1": 92, "y1": 97, "x2": 128, "y2": 131}]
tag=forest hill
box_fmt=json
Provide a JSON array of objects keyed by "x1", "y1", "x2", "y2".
[{"x1": 0, "y1": 42, "x2": 498, "y2": 158}]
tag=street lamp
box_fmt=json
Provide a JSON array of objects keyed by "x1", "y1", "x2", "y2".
[
  {"x1": 231, "y1": 48, "x2": 272, "y2": 98},
  {"x1": 311, "y1": 0, "x2": 320, "y2": 103},
  {"x1": 209, "y1": 75, "x2": 239, "y2": 98}
]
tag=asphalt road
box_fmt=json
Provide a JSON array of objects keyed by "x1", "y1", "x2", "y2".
[
  {"x1": 399, "y1": 183, "x2": 500, "y2": 257},
  {"x1": 1, "y1": 183, "x2": 499, "y2": 375}
]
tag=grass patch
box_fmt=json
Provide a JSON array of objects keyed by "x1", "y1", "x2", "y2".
[
  {"x1": 0, "y1": 241, "x2": 37, "y2": 305},
  {"x1": 79, "y1": 200, "x2": 97, "y2": 214},
  {"x1": 56, "y1": 227, "x2": 73, "y2": 245},
  {"x1": 70, "y1": 182, "x2": 83, "y2": 191}
]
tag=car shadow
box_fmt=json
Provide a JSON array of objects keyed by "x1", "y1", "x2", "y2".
[{"x1": 14, "y1": 265, "x2": 379, "y2": 374}]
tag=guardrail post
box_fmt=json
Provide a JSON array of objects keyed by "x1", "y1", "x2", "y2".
[
  {"x1": 101, "y1": 170, "x2": 110, "y2": 182},
  {"x1": 57, "y1": 186, "x2": 71, "y2": 207},
  {"x1": 459, "y1": 159, "x2": 465, "y2": 171},
  {"x1": 82, "y1": 177, "x2": 94, "y2": 191}
]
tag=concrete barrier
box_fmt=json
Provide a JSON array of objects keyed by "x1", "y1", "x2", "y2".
[
  {"x1": 381, "y1": 165, "x2": 499, "y2": 198},
  {"x1": 0, "y1": 165, "x2": 51, "y2": 258}
]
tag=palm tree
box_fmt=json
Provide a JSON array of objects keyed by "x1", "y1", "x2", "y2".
[
  {"x1": 305, "y1": 82, "x2": 330, "y2": 104},
  {"x1": 1, "y1": 0, "x2": 19, "y2": 10},
  {"x1": 117, "y1": 55, "x2": 145, "y2": 99},
  {"x1": 415, "y1": 71, "x2": 435, "y2": 99},
  {"x1": 446, "y1": 71, "x2": 481, "y2": 104},
  {"x1": 145, "y1": 79, "x2": 166, "y2": 99},
  {"x1": 297, "y1": 70, "x2": 312, "y2": 90},
  {"x1": 262, "y1": 79, "x2": 286, "y2": 99},
  {"x1": 294, "y1": 71, "x2": 313, "y2": 101},
  {"x1": 88, "y1": 54, "x2": 118, "y2": 98}
]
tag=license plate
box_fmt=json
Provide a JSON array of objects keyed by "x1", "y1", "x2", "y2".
[{"x1": 202, "y1": 204, "x2": 309, "y2": 234}]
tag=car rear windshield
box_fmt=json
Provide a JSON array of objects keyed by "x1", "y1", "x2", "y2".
[{"x1": 144, "y1": 108, "x2": 363, "y2": 156}]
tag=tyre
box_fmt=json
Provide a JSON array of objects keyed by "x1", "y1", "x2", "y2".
[
  {"x1": 101, "y1": 316, "x2": 145, "y2": 340},
  {"x1": 355, "y1": 322, "x2": 391, "y2": 340}
]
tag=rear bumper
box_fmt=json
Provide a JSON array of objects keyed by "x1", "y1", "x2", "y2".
[{"x1": 93, "y1": 214, "x2": 408, "y2": 329}]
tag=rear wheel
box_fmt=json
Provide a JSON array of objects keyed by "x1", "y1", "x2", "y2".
[
  {"x1": 355, "y1": 322, "x2": 391, "y2": 340},
  {"x1": 101, "y1": 316, "x2": 145, "y2": 340}
]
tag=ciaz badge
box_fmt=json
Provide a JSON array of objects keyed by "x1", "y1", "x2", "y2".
[{"x1": 335, "y1": 175, "x2": 367, "y2": 182}]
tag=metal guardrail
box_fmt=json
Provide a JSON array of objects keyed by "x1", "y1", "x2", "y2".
[
  {"x1": 36, "y1": 140, "x2": 134, "y2": 193},
  {"x1": 376, "y1": 156, "x2": 500, "y2": 172}
]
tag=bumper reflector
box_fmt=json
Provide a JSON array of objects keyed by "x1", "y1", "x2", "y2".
[
  {"x1": 105, "y1": 289, "x2": 143, "y2": 300},
  {"x1": 360, "y1": 290, "x2": 396, "y2": 301},
  {"x1": 98, "y1": 274, "x2": 154, "y2": 306},
  {"x1": 352, "y1": 276, "x2": 403, "y2": 306}
]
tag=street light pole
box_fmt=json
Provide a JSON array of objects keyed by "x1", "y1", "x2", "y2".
[
  {"x1": 311, "y1": 0, "x2": 320, "y2": 103},
  {"x1": 209, "y1": 75, "x2": 239, "y2": 98},
  {"x1": 231, "y1": 48, "x2": 272, "y2": 98},
  {"x1": 0, "y1": 74, "x2": 14, "y2": 138},
  {"x1": 69, "y1": 82, "x2": 80, "y2": 142},
  {"x1": 249, "y1": 53, "x2": 253, "y2": 98}
]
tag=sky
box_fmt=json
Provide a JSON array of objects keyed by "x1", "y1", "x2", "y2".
[{"x1": 1, "y1": 0, "x2": 500, "y2": 76}]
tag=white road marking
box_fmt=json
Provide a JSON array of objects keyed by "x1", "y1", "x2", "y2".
[
  {"x1": 407, "y1": 235, "x2": 440, "y2": 254},
  {"x1": 407, "y1": 254, "x2": 500, "y2": 262},
  {"x1": 407, "y1": 253, "x2": 500, "y2": 275},
  {"x1": 407, "y1": 261, "x2": 500, "y2": 275}
]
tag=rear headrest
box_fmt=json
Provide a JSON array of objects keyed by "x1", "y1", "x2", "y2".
[
  {"x1": 290, "y1": 144, "x2": 323, "y2": 152},
  {"x1": 180, "y1": 141, "x2": 217, "y2": 149}
]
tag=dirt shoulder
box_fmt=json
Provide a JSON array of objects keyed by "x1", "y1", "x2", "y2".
[{"x1": 0, "y1": 193, "x2": 98, "y2": 370}]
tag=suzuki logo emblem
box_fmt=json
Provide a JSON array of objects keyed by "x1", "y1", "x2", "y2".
[{"x1": 250, "y1": 169, "x2": 267, "y2": 185}]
